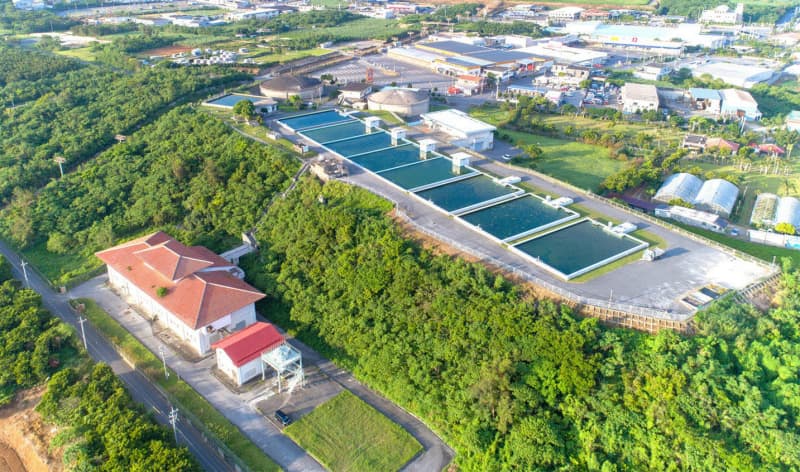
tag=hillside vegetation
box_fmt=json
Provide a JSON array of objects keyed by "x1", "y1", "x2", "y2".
[
  {"x1": 0, "y1": 106, "x2": 299, "y2": 284},
  {"x1": 243, "y1": 177, "x2": 800, "y2": 470}
]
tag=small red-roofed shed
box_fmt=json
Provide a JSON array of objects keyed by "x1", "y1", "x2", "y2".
[{"x1": 213, "y1": 322, "x2": 285, "y2": 386}]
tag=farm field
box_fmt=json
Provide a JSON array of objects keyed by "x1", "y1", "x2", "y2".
[
  {"x1": 280, "y1": 18, "x2": 410, "y2": 41},
  {"x1": 284, "y1": 391, "x2": 422, "y2": 472},
  {"x1": 55, "y1": 46, "x2": 97, "y2": 61}
]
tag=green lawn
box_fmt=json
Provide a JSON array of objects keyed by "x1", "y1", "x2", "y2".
[
  {"x1": 75, "y1": 298, "x2": 280, "y2": 472},
  {"x1": 357, "y1": 109, "x2": 404, "y2": 126},
  {"x1": 502, "y1": 130, "x2": 624, "y2": 191},
  {"x1": 55, "y1": 47, "x2": 97, "y2": 62},
  {"x1": 285, "y1": 391, "x2": 422, "y2": 472}
]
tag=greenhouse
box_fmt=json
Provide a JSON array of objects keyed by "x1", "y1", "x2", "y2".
[
  {"x1": 750, "y1": 193, "x2": 779, "y2": 226},
  {"x1": 693, "y1": 179, "x2": 739, "y2": 217},
  {"x1": 775, "y1": 197, "x2": 800, "y2": 230},
  {"x1": 653, "y1": 173, "x2": 703, "y2": 205}
]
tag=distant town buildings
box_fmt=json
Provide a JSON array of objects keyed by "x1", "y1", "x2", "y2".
[
  {"x1": 699, "y1": 4, "x2": 744, "y2": 25},
  {"x1": 620, "y1": 83, "x2": 659, "y2": 114}
]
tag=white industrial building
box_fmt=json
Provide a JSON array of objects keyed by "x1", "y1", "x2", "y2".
[
  {"x1": 518, "y1": 42, "x2": 607, "y2": 66},
  {"x1": 700, "y1": 4, "x2": 743, "y2": 24},
  {"x1": 367, "y1": 88, "x2": 429, "y2": 116},
  {"x1": 654, "y1": 173, "x2": 739, "y2": 217},
  {"x1": 690, "y1": 61, "x2": 773, "y2": 89},
  {"x1": 564, "y1": 22, "x2": 728, "y2": 52},
  {"x1": 421, "y1": 109, "x2": 495, "y2": 151},
  {"x1": 96, "y1": 232, "x2": 265, "y2": 355},
  {"x1": 548, "y1": 6, "x2": 584, "y2": 23},
  {"x1": 620, "y1": 83, "x2": 659, "y2": 114},
  {"x1": 720, "y1": 89, "x2": 762, "y2": 120}
]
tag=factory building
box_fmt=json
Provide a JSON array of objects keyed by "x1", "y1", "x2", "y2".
[
  {"x1": 620, "y1": 83, "x2": 659, "y2": 114},
  {"x1": 420, "y1": 109, "x2": 495, "y2": 151}
]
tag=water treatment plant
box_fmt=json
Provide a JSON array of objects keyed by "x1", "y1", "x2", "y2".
[
  {"x1": 274, "y1": 108, "x2": 773, "y2": 325},
  {"x1": 278, "y1": 109, "x2": 654, "y2": 281}
]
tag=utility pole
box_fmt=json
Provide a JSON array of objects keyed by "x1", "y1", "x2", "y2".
[
  {"x1": 168, "y1": 406, "x2": 179, "y2": 443},
  {"x1": 54, "y1": 155, "x2": 66, "y2": 178},
  {"x1": 78, "y1": 316, "x2": 88, "y2": 350},
  {"x1": 20, "y1": 260, "x2": 29, "y2": 287},
  {"x1": 159, "y1": 345, "x2": 170, "y2": 379}
]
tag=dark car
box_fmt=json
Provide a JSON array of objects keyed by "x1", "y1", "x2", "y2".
[{"x1": 275, "y1": 410, "x2": 292, "y2": 426}]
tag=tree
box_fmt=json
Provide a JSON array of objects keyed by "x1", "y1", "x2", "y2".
[
  {"x1": 775, "y1": 222, "x2": 796, "y2": 235},
  {"x1": 524, "y1": 144, "x2": 544, "y2": 160},
  {"x1": 288, "y1": 94, "x2": 303, "y2": 110},
  {"x1": 232, "y1": 99, "x2": 256, "y2": 120},
  {"x1": 0, "y1": 256, "x2": 10, "y2": 283}
]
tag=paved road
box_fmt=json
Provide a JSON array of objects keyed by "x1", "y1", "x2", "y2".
[{"x1": 0, "y1": 240, "x2": 234, "y2": 472}]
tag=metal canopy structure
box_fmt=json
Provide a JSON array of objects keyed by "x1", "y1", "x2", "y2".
[{"x1": 261, "y1": 343, "x2": 304, "y2": 393}]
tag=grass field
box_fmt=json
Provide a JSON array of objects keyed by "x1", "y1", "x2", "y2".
[
  {"x1": 76, "y1": 298, "x2": 281, "y2": 472},
  {"x1": 285, "y1": 390, "x2": 422, "y2": 471},
  {"x1": 500, "y1": 129, "x2": 624, "y2": 191},
  {"x1": 55, "y1": 47, "x2": 97, "y2": 62},
  {"x1": 19, "y1": 240, "x2": 102, "y2": 288},
  {"x1": 280, "y1": 18, "x2": 409, "y2": 41}
]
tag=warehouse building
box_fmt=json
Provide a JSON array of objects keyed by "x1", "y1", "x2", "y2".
[
  {"x1": 720, "y1": 89, "x2": 762, "y2": 120},
  {"x1": 420, "y1": 109, "x2": 495, "y2": 151},
  {"x1": 564, "y1": 22, "x2": 728, "y2": 53},
  {"x1": 519, "y1": 41, "x2": 607, "y2": 66},
  {"x1": 620, "y1": 83, "x2": 659, "y2": 114},
  {"x1": 691, "y1": 61, "x2": 773, "y2": 89},
  {"x1": 700, "y1": 4, "x2": 743, "y2": 24},
  {"x1": 367, "y1": 88, "x2": 429, "y2": 116},
  {"x1": 689, "y1": 88, "x2": 723, "y2": 114},
  {"x1": 655, "y1": 206, "x2": 728, "y2": 233}
]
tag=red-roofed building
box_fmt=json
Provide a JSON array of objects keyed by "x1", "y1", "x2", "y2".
[
  {"x1": 706, "y1": 137, "x2": 740, "y2": 154},
  {"x1": 750, "y1": 143, "x2": 786, "y2": 157},
  {"x1": 212, "y1": 322, "x2": 284, "y2": 386},
  {"x1": 96, "y1": 232, "x2": 265, "y2": 355}
]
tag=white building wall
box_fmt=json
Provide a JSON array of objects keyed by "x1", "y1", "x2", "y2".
[
  {"x1": 106, "y1": 267, "x2": 257, "y2": 355},
  {"x1": 216, "y1": 348, "x2": 263, "y2": 386}
]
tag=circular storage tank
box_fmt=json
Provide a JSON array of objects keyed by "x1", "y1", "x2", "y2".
[
  {"x1": 367, "y1": 88, "x2": 429, "y2": 117},
  {"x1": 260, "y1": 75, "x2": 323, "y2": 101}
]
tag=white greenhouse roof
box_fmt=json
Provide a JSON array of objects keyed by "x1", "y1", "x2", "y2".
[
  {"x1": 654, "y1": 173, "x2": 703, "y2": 203},
  {"x1": 776, "y1": 196, "x2": 800, "y2": 229},
  {"x1": 694, "y1": 178, "x2": 739, "y2": 215}
]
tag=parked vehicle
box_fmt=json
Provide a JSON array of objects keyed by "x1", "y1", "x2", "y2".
[{"x1": 275, "y1": 410, "x2": 292, "y2": 426}]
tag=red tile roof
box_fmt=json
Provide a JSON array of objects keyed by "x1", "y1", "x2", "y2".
[
  {"x1": 212, "y1": 321, "x2": 284, "y2": 367},
  {"x1": 706, "y1": 137, "x2": 740, "y2": 153},
  {"x1": 96, "y1": 232, "x2": 265, "y2": 329}
]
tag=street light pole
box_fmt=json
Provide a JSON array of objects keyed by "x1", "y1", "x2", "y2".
[
  {"x1": 168, "y1": 406, "x2": 179, "y2": 443},
  {"x1": 159, "y1": 345, "x2": 170, "y2": 379},
  {"x1": 54, "y1": 155, "x2": 66, "y2": 178},
  {"x1": 78, "y1": 316, "x2": 88, "y2": 351},
  {"x1": 20, "y1": 260, "x2": 29, "y2": 287}
]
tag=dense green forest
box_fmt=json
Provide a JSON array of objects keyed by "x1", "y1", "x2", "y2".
[
  {"x1": 38, "y1": 363, "x2": 199, "y2": 471},
  {"x1": 236, "y1": 177, "x2": 800, "y2": 470},
  {"x1": 0, "y1": 44, "x2": 248, "y2": 203},
  {"x1": 0, "y1": 263, "x2": 197, "y2": 469},
  {"x1": 0, "y1": 106, "x2": 298, "y2": 282}
]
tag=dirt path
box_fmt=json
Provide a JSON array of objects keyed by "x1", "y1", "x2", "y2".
[
  {"x1": 0, "y1": 441, "x2": 26, "y2": 472},
  {"x1": 0, "y1": 388, "x2": 61, "y2": 472}
]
